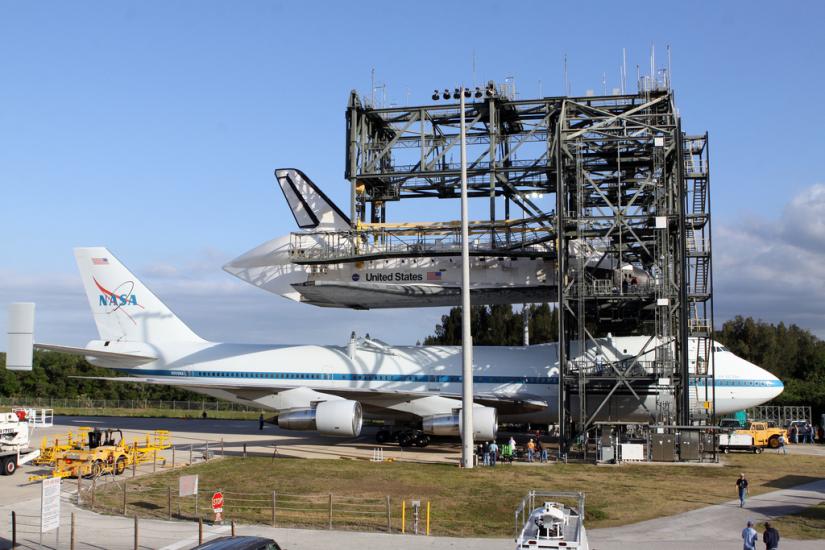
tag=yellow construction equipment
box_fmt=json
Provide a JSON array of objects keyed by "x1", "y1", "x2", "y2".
[
  {"x1": 29, "y1": 428, "x2": 172, "y2": 481},
  {"x1": 34, "y1": 427, "x2": 91, "y2": 466}
]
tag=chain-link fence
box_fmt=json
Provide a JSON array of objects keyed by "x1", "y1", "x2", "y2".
[{"x1": 87, "y1": 480, "x2": 396, "y2": 533}]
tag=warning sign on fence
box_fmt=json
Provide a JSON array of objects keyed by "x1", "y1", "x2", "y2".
[
  {"x1": 179, "y1": 474, "x2": 198, "y2": 497},
  {"x1": 212, "y1": 490, "x2": 224, "y2": 521},
  {"x1": 41, "y1": 477, "x2": 61, "y2": 533}
]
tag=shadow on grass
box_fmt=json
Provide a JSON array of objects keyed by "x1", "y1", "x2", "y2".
[{"x1": 762, "y1": 475, "x2": 824, "y2": 489}]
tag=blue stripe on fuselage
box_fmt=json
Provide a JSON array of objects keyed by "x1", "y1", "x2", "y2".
[{"x1": 112, "y1": 368, "x2": 783, "y2": 387}]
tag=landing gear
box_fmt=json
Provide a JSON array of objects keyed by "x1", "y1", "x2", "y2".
[
  {"x1": 397, "y1": 430, "x2": 430, "y2": 448},
  {"x1": 375, "y1": 429, "x2": 431, "y2": 448}
]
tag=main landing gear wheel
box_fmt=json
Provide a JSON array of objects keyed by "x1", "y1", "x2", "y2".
[
  {"x1": 414, "y1": 434, "x2": 430, "y2": 448},
  {"x1": 396, "y1": 430, "x2": 430, "y2": 448},
  {"x1": 375, "y1": 430, "x2": 391, "y2": 444}
]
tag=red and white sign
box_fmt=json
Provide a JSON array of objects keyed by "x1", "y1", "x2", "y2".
[{"x1": 212, "y1": 491, "x2": 224, "y2": 520}]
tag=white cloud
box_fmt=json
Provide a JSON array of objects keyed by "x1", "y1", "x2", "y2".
[{"x1": 715, "y1": 183, "x2": 825, "y2": 336}]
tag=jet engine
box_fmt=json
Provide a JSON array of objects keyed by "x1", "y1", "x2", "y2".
[
  {"x1": 277, "y1": 400, "x2": 363, "y2": 437},
  {"x1": 421, "y1": 406, "x2": 497, "y2": 440}
]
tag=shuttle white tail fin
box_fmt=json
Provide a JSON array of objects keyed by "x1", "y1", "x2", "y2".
[
  {"x1": 275, "y1": 168, "x2": 350, "y2": 230},
  {"x1": 73, "y1": 248, "x2": 204, "y2": 343}
]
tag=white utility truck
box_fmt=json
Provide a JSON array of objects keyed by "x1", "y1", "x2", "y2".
[{"x1": 0, "y1": 408, "x2": 52, "y2": 475}]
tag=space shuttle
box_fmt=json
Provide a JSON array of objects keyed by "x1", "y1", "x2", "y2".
[{"x1": 223, "y1": 169, "x2": 572, "y2": 309}]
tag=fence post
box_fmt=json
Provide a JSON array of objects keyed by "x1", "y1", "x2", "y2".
[
  {"x1": 168, "y1": 486, "x2": 173, "y2": 520},
  {"x1": 77, "y1": 475, "x2": 82, "y2": 505},
  {"x1": 70, "y1": 511, "x2": 76, "y2": 550},
  {"x1": 153, "y1": 450, "x2": 157, "y2": 473},
  {"x1": 91, "y1": 476, "x2": 96, "y2": 509},
  {"x1": 132, "y1": 448, "x2": 137, "y2": 477},
  {"x1": 231, "y1": 520, "x2": 236, "y2": 536},
  {"x1": 272, "y1": 492, "x2": 277, "y2": 526},
  {"x1": 386, "y1": 496, "x2": 391, "y2": 533},
  {"x1": 401, "y1": 500, "x2": 405, "y2": 534},
  {"x1": 243, "y1": 443, "x2": 247, "y2": 459},
  {"x1": 198, "y1": 517, "x2": 203, "y2": 544},
  {"x1": 221, "y1": 438, "x2": 224, "y2": 457},
  {"x1": 123, "y1": 481, "x2": 128, "y2": 515},
  {"x1": 206, "y1": 441, "x2": 210, "y2": 460},
  {"x1": 426, "y1": 501, "x2": 430, "y2": 536},
  {"x1": 328, "y1": 494, "x2": 333, "y2": 530},
  {"x1": 190, "y1": 444, "x2": 193, "y2": 465},
  {"x1": 172, "y1": 446, "x2": 176, "y2": 468},
  {"x1": 11, "y1": 511, "x2": 16, "y2": 548},
  {"x1": 133, "y1": 516, "x2": 139, "y2": 550},
  {"x1": 195, "y1": 487, "x2": 199, "y2": 517}
]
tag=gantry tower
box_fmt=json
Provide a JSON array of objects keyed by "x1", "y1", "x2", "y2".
[{"x1": 338, "y1": 78, "x2": 714, "y2": 448}]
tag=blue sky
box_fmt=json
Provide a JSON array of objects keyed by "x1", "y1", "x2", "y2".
[{"x1": 2, "y1": 1, "x2": 825, "y2": 346}]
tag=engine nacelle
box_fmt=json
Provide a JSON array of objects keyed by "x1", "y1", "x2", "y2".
[
  {"x1": 277, "y1": 400, "x2": 363, "y2": 437},
  {"x1": 422, "y1": 406, "x2": 497, "y2": 440}
]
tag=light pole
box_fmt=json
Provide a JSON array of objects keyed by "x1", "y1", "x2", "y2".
[
  {"x1": 458, "y1": 86, "x2": 474, "y2": 469},
  {"x1": 433, "y1": 85, "x2": 488, "y2": 468}
]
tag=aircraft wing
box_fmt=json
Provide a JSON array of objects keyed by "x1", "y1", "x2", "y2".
[
  {"x1": 36, "y1": 344, "x2": 156, "y2": 367},
  {"x1": 68, "y1": 376, "x2": 547, "y2": 415}
]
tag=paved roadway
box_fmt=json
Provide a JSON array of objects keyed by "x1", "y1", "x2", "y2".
[{"x1": 1, "y1": 415, "x2": 822, "y2": 549}]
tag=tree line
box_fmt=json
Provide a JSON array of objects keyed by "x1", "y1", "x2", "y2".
[{"x1": 0, "y1": 351, "x2": 197, "y2": 401}]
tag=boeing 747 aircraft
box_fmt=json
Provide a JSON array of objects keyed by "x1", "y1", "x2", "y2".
[{"x1": 6, "y1": 248, "x2": 783, "y2": 447}]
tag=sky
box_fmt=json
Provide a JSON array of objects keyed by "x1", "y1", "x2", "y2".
[{"x1": 2, "y1": 0, "x2": 825, "y2": 347}]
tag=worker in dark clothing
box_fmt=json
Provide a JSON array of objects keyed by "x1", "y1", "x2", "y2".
[
  {"x1": 736, "y1": 473, "x2": 749, "y2": 508},
  {"x1": 259, "y1": 413, "x2": 265, "y2": 430},
  {"x1": 763, "y1": 522, "x2": 780, "y2": 550}
]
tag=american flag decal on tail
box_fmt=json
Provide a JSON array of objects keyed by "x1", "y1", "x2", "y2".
[
  {"x1": 92, "y1": 258, "x2": 109, "y2": 265},
  {"x1": 426, "y1": 271, "x2": 442, "y2": 281}
]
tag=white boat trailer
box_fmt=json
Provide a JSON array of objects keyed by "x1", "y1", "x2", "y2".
[{"x1": 514, "y1": 490, "x2": 588, "y2": 549}]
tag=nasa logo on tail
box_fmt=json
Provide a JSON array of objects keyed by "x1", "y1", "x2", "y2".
[{"x1": 93, "y1": 277, "x2": 143, "y2": 324}]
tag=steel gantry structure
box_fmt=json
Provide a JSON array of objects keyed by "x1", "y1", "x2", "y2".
[{"x1": 340, "y1": 81, "x2": 715, "y2": 450}]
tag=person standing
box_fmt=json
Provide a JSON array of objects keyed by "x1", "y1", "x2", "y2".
[
  {"x1": 536, "y1": 439, "x2": 547, "y2": 463},
  {"x1": 736, "y1": 473, "x2": 750, "y2": 508},
  {"x1": 488, "y1": 440, "x2": 499, "y2": 467},
  {"x1": 742, "y1": 520, "x2": 758, "y2": 550},
  {"x1": 259, "y1": 413, "x2": 265, "y2": 430},
  {"x1": 777, "y1": 433, "x2": 787, "y2": 455},
  {"x1": 526, "y1": 438, "x2": 536, "y2": 462},
  {"x1": 763, "y1": 521, "x2": 780, "y2": 550},
  {"x1": 482, "y1": 441, "x2": 490, "y2": 466}
]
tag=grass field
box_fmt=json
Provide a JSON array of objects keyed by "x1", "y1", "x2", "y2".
[
  {"x1": 758, "y1": 501, "x2": 825, "y2": 540},
  {"x1": 90, "y1": 452, "x2": 825, "y2": 537}
]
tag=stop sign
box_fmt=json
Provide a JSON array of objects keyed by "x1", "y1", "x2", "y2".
[{"x1": 212, "y1": 491, "x2": 224, "y2": 513}]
